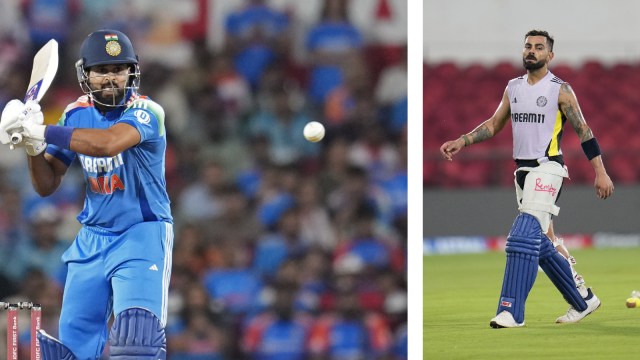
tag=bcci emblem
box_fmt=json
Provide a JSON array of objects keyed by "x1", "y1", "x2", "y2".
[
  {"x1": 536, "y1": 96, "x2": 548, "y2": 107},
  {"x1": 105, "y1": 41, "x2": 122, "y2": 57}
]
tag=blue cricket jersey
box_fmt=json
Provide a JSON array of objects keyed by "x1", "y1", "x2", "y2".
[{"x1": 45, "y1": 94, "x2": 172, "y2": 232}]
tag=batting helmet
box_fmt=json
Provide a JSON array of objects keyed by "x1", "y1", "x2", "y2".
[
  {"x1": 75, "y1": 29, "x2": 141, "y2": 106},
  {"x1": 78, "y1": 29, "x2": 138, "y2": 67}
]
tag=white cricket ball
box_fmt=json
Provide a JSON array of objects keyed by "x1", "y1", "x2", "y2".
[{"x1": 303, "y1": 121, "x2": 325, "y2": 142}]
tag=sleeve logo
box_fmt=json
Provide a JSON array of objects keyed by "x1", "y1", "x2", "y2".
[{"x1": 134, "y1": 109, "x2": 150, "y2": 124}]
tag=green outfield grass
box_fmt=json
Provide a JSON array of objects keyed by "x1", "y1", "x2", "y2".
[{"x1": 424, "y1": 247, "x2": 640, "y2": 359}]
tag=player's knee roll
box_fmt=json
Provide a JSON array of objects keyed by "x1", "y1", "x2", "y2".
[
  {"x1": 506, "y1": 213, "x2": 542, "y2": 256},
  {"x1": 109, "y1": 308, "x2": 166, "y2": 360}
]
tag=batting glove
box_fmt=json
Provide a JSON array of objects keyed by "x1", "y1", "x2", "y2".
[
  {"x1": 0, "y1": 99, "x2": 25, "y2": 144},
  {"x1": 12, "y1": 101, "x2": 47, "y2": 156},
  {"x1": 10, "y1": 137, "x2": 47, "y2": 156}
]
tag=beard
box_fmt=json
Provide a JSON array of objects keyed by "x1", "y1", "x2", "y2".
[
  {"x1": 523, "y1": 57, "x2": 545, "y2": 70},
  {"x1": 93, "y1": 87, "x2": 126, "y2": 107}
]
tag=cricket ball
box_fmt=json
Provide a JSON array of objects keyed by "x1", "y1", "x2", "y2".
[
  {"x1": 626, "y1": 297, "x2": 639, "y2": 308},
  {"x1": 303, "y1": 121, "x2": 325, "y2": 142}
]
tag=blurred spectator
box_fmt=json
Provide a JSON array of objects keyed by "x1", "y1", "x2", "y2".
[
  {"x1": 224, "y1": 0, "x2": 291, "y2": 89},
  {"x1": 208, "y1": 50, "x2": 253, "y2": 127},
  {"x1": 253, "y1": 205, "x2": 307, "y2": 279},
  {"x1": 374, "y1": 47, "x2": 407, "y2": 134},
  {"x1": 241, "y1": 281, "x2": 313, "y2": 359},
  {"x1": 347, "y1": 117, "x2": 401, "y2": 184},
  {"x1": 392, "y1": 323, "x2": 408, "y2": 360},
  {"x1": 317, "y1": 137, "x2": 351, "y2": 201},
  {"x1": 203, "y1": 238, "x2": 265, "y2": 316},
  {"x1": 378, "y1": 128, "x2": 407, "y2": 236},
  {"x1": 254, "y1": 163, "x2": 297, "y2": 229},
  {"x1": 305, "y1": 0, "x2": 364, "y2": 105},
  {"x1": 296, "y1": 247, "x2": 332, "y2": 313},
  {"x1": 327, "y1": 165, "x2": 391, "y2": 238},
  {"x1": 171, "y1": 222, "x2": 207, "y2": 278},
  {"x1": 333, "y1": 203, "x2": 404, "y2": 274},
  {"x1": 169, "y1": 307, "x2": 228, "y2": 360},
  {"x1": 235, "y1": 134, "x2": 273, "y2": 200},
  {"x1": 3, "y1": 202, "x2": 68, "y2": 285},
  {"x1": 0, "y1": 184, "x2": 28, "y2": 296},
  {"x1": 168, "y1": 280, "x2": 228, "y2": 360},
  {"x1": 20, "y1": 0, "x2": 81, "y2": 51},
  {"x1": 296, "y1": 176, "x2": 337, "y2": 250},
  {"x1": 308, "y1": 288, "x2": 393, "y2": 360},
  {"x1": 324, "y1": 54, "x2": 373, "y2": 128},
  {"x1": 247, "y1": 81, "x2": 320, "y2": 165},
  {"x1": 177, "y1": 158, "x2": 229, "y2": 222},
  {"x1": 203, "y1": 183, "x2": 263, "y2": 248}
]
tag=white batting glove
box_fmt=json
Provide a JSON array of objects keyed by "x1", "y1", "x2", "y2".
[
  {"x1": 19, "y1": 119, "x2": 46, "y2": 142},
  {"x1": 0, "y1": 99, "x2": 25, "y2": 144},
  {"x1": 10, "y1": 137, "x2": 47, "y2": 156},
  {"x1": 19, "y1": 100, "x2": 44, "y2": 125},
  {"x1": 10, "y1": 100, "x2": 47, "y2": 155}
]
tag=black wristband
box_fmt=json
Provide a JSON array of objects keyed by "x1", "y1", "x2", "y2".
[{"x1": 581, "y1": 137, "x2": 601, "y2": 160}]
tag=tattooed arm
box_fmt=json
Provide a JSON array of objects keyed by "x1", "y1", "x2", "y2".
[
  {"x1": 558, "y1": 82, "x2": 614, "y2": 199},
  {"x1": 558, "y1": 83, "x2": 594, "y2": 142},
  {"x1": 440, "y1": 87, "x2": 511, "y2": 161}
]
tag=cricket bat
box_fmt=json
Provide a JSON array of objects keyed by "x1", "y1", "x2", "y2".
[{"x1": 10, "y1": 39, "x2": 59, "y2": 144}]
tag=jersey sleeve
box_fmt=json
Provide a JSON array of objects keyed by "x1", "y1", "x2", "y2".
[
  {"x1": 44, "y1": 99, "x2": 89, "y2": 166},
  {"x1": 118, "y1": 98, "x2": 166, "y2": 143}
]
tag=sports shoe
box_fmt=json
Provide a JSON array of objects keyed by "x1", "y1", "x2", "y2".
[
  {"x1": 555, "y1": 288, "x2": 601, "y2": 323},
  {"x1": 490, "y1": 310, "x2": 525, "y2": 328}
]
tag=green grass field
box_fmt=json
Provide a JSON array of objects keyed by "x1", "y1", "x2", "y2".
[{"x1": 424, "y1": 247, "x2": 640, "y2": 359}]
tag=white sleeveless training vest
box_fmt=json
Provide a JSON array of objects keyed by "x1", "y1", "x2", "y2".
[{"x1": 507, "y1": 71, "x2": 565, "y2": 160}]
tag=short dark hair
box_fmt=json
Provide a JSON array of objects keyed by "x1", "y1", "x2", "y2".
[{"x1": 525, "y1": 29, "x2": 554, "y2": 51}]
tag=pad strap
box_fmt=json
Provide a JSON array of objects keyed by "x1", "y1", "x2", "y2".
[{"x1": 518, "y1": 201, "x2": 560, "y2": 216}]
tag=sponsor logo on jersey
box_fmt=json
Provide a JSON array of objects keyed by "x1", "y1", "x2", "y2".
[
  {"x1": 80, "y1": 154, "x2": 126, "y2": 195},
  {"x1": 511, "y1": 113, "x2": 545, "y2": 123},
  {"x1": 134, "y1": 109, "x2": 150, "y2": 124}
]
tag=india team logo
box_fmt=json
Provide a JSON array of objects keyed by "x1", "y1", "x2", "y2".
[
  {"x1": 105, "y1": 34, "x2": 122, "y2": 57},
  {"x1": 536, "y1": 96, "x2": 547, "y2": 107}
]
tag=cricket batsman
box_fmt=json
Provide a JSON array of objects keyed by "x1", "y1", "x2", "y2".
[{"x1": 0, "y1": 29, "x2": 173, "y2": 359}]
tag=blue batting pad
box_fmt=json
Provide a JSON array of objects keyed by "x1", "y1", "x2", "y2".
[
  {"x1": 37, "y1": 330, "x2": 77, "y2": 360},
  {"x1": 539, "y1": 236, "x2": 587, "y2": 311},
  {"x1": 497, "y1": 213, "x2": 542, "y2": 323},
  {"x1": 109, "y1": 308, "x2": 166, "y2": 360}
]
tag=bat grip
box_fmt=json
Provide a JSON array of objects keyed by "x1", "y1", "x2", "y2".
[{"x1": 10, "y1": 133, "x2": 22, "y2": 145}]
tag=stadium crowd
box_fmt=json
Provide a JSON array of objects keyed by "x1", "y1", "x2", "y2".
[{"x1": 0, "y1": 0, "x2": 407, "y2": 359}]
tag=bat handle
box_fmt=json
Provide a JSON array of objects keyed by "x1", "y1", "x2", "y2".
[{"x1": 10, "y1": 133, "x2": 22, "y2": 145}]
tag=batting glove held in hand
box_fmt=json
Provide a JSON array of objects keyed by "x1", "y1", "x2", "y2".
[
  {"x1": 13, "y1": 101, "x2": 47, "y2": 155},
  {"x1": 10, "y1": 137, "x2": 47, "y2": 156},
  {"x1": 0, "y1": 99, "x2": 25, "y2": 144}
]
